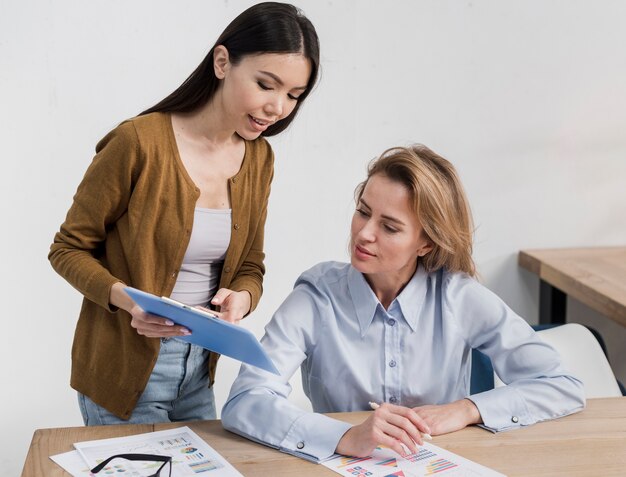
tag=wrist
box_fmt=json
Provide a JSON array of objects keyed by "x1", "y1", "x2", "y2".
[
  {"x1": 109, "y1": 282, "x2": 134, "y2": 313},
  {"x1": 238, "y1": 289, "x2": 252, "y2": 315},
  {"x1": 462, "y1": 398, "x2": 482, "y2": 425}
]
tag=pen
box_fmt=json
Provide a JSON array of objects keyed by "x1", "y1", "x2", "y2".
[{"x1": 368, "y1": 401, "x2": 432, "y2": 440}]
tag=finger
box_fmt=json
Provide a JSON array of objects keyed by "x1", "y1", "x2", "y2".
[
  {"x1": 374, "y1": 404, "x2": 425, "y2": 443},
  {"x1": 141, "y1": 328, "x2": 189, "y2": 338},
  {"x1": 387, "y1": 404, "x2": 432, "y2": 437},
  {"x1": 218, "y1": 310, "x2": 240, "y2": 324},
  {"x1": 378, "y1": 420, "x2": 419, "y2": 453},
  {"x1": 131, "y1": 318, "x2": 190, "y2": 337},
  {"x1": 207, "y1": 309, "x2": 241, "y2": 324},
  {"x1": 132, "y1": 310, "x2": 175, "y2": 326},
  {"x1": 195, "y1": 305, "x2": 217, "y2": 316},
  {"x1": 143, "y1": 315, "x2": 175, "y2": 326},
  {"x1": 210, "y1": 288, "x2": 231, "y2": 305},
  {"x1": 135, "y1": 327, "x2": 190, "y2": 338},
  {"x1": 404, "y1": 409, "x2": 432, "y2": 437},
  {"x1": 383, "y1": 411, "x2": 425, "y2": 446},
  {"x1": 377, "y1": 432, "x2": 412, "y2": 458}
]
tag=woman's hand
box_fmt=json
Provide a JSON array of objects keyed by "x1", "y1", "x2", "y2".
[
  {"x1": 129, "y1": 304, "x2": 191, "y2": 338},
  {"x1": 209, "y1": 288, "x2": 251, "y2": 324},
  {"x1": 109, "y1": 282, "x2": 190, "y2": 338},
  {"x1": 335, "y1": 403, "x2": 431, "y2": 458},
  {"x1": 411, "y1": 399, "x2": 482, "y2": 436}
]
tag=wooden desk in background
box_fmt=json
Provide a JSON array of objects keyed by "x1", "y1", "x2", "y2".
[
  {"x1": 22, "y1": 397, "x2": 626, "y2": 477},
  {"x1": 519, "y1": 247, "x2": 626, "y2": 326}
]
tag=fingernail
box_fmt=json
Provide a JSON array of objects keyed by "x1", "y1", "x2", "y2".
[
  {"x1": 181, "y1": 329, "x2": 191, "y2": 335},
  {"x1": 165, "y1": 320, "x2": 174, "y2": 326}
]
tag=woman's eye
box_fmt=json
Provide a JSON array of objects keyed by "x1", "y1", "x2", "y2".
[
  {"x1": 288, "y1": 93, "x2": 301, "y2": 101},
  {"x1": 356, "y1": 208, "x2": 369, "y2": 217},
  {"x1": 257, "y1": 81, "x2": 272, "y2": 91},
  {"x1": 384, "y1": 224, "x2": 399, "y2": 234}
]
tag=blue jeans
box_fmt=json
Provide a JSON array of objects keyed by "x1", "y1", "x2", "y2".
[{"x1": 78, "y1": 338, "x2": 216, "y2": 425}]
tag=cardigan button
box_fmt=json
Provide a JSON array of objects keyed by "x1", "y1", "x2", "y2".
[
  {"x1": 234, "y1": 223, "x2": 240, "y2": 230},
  {"x1": 224, "y1": 266, "x2": 232, "y2": 273}
]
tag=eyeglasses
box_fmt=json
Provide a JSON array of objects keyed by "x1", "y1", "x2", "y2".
[{"x1": 90, "y1": 453, "x2": 172, "y2": 477}]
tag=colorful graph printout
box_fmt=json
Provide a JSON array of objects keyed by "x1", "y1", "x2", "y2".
[
  {"x1": 70, "y1": 426, "x2": 241, "y2": 477},
  {"x1": 376, "y1": 458, "x2": 398, "y2": 467},
  {"x1": 323, "y1": 442, "x2": 506, "y2": 477},
  {"x1": 339, "y1": 456, "x2": 373, "y2": 467},
  {"x1": 424, "y1": 458, "x2": 458, "y2": 474}
]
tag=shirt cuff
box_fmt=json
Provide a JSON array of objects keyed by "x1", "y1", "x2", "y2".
[
  {"x1": 468, "y1": 386, "x2": 532, "y2": 432},
  {"x1": 279, "y1": 413, "x2": 352, "y2": 462}
]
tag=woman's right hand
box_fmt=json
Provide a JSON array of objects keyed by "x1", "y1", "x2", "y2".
[
  {"x1": 128, "y1": 304, "x2": 191, "y2": 338},
  {"x1": 109, "y1": 282, "x2": 190, "y2": 338},
  {"x1": 335, "y1": 403, "x2": 431, "y2": 458}
]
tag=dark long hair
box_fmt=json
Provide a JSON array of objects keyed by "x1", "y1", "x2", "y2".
[{"x1": 141, "y1": 2, "x2": 320, "y2": 137}]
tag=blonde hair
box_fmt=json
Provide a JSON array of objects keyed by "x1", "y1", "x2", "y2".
[{"x1": 355, "y1": 144, "x2": 476, "y2": 276}]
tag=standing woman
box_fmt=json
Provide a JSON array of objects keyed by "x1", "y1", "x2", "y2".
[{"x1": 49, "y1": 2, "x2": 320, "y2": 425}]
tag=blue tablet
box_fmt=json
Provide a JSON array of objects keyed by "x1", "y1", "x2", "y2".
[{"x1": 124, "y1": 287, "x2": 280, "y2": 375}]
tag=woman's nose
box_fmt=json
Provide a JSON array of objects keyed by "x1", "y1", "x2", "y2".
[
  {"x1": 357, "y1": 220, "x2": 376, "y2": 242},
  {"x1": 265, "y1": 95, "x2": 284, "y2": 119}
]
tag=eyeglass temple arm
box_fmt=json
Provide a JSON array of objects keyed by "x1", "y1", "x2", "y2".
[{"x1": 91, "y1": 453, "x2": 172, "y2": 473}]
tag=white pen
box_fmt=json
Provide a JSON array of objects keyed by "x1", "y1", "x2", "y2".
[{"x1": 368, "y1": 401, "x2": 433, "y2": 440}]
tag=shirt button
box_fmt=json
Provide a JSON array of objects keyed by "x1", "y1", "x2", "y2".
[
  {"x1": 296, "y1": 441, "x2": 305, "y2": 449},
  {"x1": 389, "y1": 396, "x2": 398, "y2": 404},
  {"x1": 234, "y1": 223, "x2": 240, "y2": 230},
  {"x1": 389, "y1": 360, "x2": 396, "y2": 368},
  {"x1": 511, "y1": 416, "x2": 519, "y2": 423},
  {"x1": 387, "y1": 318, "x2": 396, "y2": 326}
]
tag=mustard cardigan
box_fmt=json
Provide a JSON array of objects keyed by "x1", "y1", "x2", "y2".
[{"x1": 49, "y1": 112, "x2": 274, "y2": 419}]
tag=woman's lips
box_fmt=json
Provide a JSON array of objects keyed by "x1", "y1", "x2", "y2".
[{"x1": 355, "y1": 244, "x2": 375, "y2": 258}]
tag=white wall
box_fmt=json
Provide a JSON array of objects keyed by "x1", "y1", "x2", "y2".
[{"x1": 2, "y1": 0, "x2": 626, "y2": 474}]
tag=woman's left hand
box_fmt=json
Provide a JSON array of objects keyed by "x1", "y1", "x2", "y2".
[
  {"x1": 206, "y1": 288, "x2": 251, "y2": 324},
  {"x1": 411, "y1": 399, "x2": 482, "y2": 436}
]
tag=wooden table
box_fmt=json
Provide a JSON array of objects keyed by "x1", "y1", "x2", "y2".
[
  {"x1": 519, "y1": 247, "x2": 626, "y2": 326},
  {"x1": 22, "y1": 397, "x2": 626, "y2": 477}
]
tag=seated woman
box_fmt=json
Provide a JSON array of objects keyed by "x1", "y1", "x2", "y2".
[{"x1": 221, "y1": 144, "x2": 585, "y2": 462}]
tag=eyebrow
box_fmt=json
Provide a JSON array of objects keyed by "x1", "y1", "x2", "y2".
[
  {"x1": 259, "y1": 70, "x2": 308, "y2": 91},
  {"x1": 359, "y1": 199, "x2": 406, "y2": 226}
]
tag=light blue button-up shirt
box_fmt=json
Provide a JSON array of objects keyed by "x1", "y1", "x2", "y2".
[{"x1": 222, "y1": 262, "x2": 585, "y2": 462}]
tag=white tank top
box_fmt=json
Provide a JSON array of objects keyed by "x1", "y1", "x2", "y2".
[{"x1": 169, "y1": 208, "x2": 232, "y2": 307}]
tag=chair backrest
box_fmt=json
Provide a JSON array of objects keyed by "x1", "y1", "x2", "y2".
[{"x1": 493, "y1": 323, "x2": 622, "y2": 398}]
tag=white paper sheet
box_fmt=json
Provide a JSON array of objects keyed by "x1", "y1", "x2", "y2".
[
  {"x1": 50, "y1": 426, "x2": 242, "y2": 477},
  {"x1": 322, "y1": 442, "x2": 506, "y2": 477}
]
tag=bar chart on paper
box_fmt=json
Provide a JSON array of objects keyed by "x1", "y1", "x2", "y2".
[
  {"x1": 50, "y1": 427, "x2": 243, "y2": 477},
  {"x1": 322, "y1": 442, "x2": 505, "y2": 477}
]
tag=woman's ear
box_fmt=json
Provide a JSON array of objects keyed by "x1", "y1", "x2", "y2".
[
  {"x1": 213, "y1": 45, "x2": 230, "y2": 79},
  {"x1": 417, "y1": 240, "x2": 434, "y2": 257}
]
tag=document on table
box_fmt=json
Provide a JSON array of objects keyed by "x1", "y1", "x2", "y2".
[
  {"x1": 322, "y1": 441, "x2": 505, "y2": 477},
  {"x1": 50, "y1": 426, "x2": 243, "y2": 477}
]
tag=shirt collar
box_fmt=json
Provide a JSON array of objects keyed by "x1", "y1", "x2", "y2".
[{"x1": 347, "y1": 264, "x2": 429, "y2": 337}]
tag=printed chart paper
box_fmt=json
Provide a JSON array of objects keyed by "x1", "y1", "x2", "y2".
[
  {"x1": 50, "y1": 450, "x2": 96, "y2": 477},
  {"x1": 51, "y1": 426, "x2": 242, "y2": 477},
  {"x1": 322, "y1": 442, "x2": 505, "y2": 477}
]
